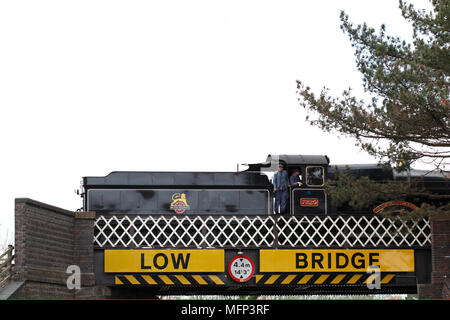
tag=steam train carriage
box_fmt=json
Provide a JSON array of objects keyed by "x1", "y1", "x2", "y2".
[{"x1": 81, "y1": 154, "x2": 448, "y2": 216}]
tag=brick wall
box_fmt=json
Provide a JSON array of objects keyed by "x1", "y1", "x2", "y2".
[
  {"x1": 14, "y1": 198, "x2": 75, "y2": 285},
  {"x1": 418, "y1": 217, "x2": 450, "y2": 299},
  {"x1": 11, "y1": 198, "x2": 106, "y2": 299},
  {"x1": 73, "y1": 211, "x2": 96, "y2": 287}
]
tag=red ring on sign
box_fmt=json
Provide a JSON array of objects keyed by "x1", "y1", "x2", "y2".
[{"x1": 228, "y1": 255, "x2": 255, "y2": 283}]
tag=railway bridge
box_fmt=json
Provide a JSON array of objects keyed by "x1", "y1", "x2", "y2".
[{"x1": 0, "y1": 198, "x2": 448, "y2": 299}]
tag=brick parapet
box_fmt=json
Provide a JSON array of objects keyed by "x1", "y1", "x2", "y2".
[
  {"x1": 13, "y1": 198, "x2": 74, "y2": 284},
  {"x1": 12, "y1": 198, "x2": 99, "y2": 298}
]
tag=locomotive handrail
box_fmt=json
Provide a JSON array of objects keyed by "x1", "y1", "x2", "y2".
[{"x1": 94, "y1": 215, "x2": 431, "y2": 249}]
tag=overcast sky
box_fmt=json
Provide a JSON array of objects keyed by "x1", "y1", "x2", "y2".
[{"x1": 0, "y1": 0, "x2": 431, "y2": 240}]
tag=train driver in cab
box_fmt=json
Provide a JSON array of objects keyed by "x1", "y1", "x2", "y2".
[
  {"x1": 273, "y1": 163, "x2": 289, "y2": 214},
  {"x1": 290, "y1": 168, "x2": 303, "y2": 188}
]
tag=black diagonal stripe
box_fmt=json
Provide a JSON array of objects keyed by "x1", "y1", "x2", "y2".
[
  {"x1": 138, "y1": 274, "x2": 166, "y2": 286},
  {"x1": 303, "y1": 273, "x2": 319, "y2": 285},
  {"x1": 117, "y1": 275, "x2": 132, "y2": 285},
  {"x1": 171, "y1": 274, "x2": 191, "y2": 286},
  {"x1": 185, "y1": 274, "x2": 211, "y2": 286},
  {"x1": 184, "y1": 275, "x2": 198, "y2": 286},
  {"x1": 255, "y1": 274, "x2": 271, "y2": 285},
  {"x1": 306, "y1": 274, "x2": 318, "y2": 285},
  {"x1": 198, "y1": 275, "x2": 213, "y2": 285},
  {"x1": 259, "y1": 274, "x2": 282, "y2": 285},
  {"x1": 155, "y1": 274, "x2": 173, "y2": 286},
  {"x1": 361, "y1": 273, "x2": 371, "y2": 284},
  {"x1": 349, "y1": 273, "x2": 366, "y2": 285},
  {"x1": 279, "y1": 274, "x2": 300, "y2": 285},
  {"x1": 365, "y1": 272, "x2": 386, "y2": 285},
  {"x1": 316, "y1": 273, "x2": 334, "y2": 285},
  {"x1": 332, "y1": 273, "x2": 348, "y2": 285},
  {"x1": 270, "y1": 274, "x2": 286, "y2": 285},
  {"x1": 134, "y1": 274, "x2": 150, "y2": 286}
]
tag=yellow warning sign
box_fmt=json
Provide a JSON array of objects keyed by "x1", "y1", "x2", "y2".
[
  {"x1": 105, "y1": 249, "x2": 224, "y2": 273},
  {"x1": 260, "y1": 249, "x2": 414, "y2": 272}
]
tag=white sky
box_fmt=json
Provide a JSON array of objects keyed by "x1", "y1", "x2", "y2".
[{"x1": 0, "y1": 0, "x2": 431, "y2": 240}]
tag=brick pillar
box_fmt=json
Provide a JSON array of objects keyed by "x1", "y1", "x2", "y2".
[
  {"x1": 418, "y1": 217, "x2": 450, "y2": 299},
  {"x1": 73, "y1": 212, "x2": 95, "y2": 285},
  {"x1": 13, "y1": 200, "x2": 27, "y2": 282},
  {"x1": 73, "y1": 211, "x2": 104, "y2": 299}
]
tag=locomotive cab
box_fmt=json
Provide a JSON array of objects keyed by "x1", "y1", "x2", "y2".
[{"x1": 244, "y1": 154, "x2": 330, "y2": 216}]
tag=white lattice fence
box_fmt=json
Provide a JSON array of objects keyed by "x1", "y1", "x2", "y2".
[
  {"x1": 94, "y1": 215, "x2": 431, "y2": 248},
  {"x1": 276, "y1": 216, "x2": 431, "y2": 247}
]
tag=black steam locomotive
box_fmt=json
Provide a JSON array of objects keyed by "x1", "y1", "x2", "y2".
[{"x1": 81, "y1": 154, "x2": 449, "y2": 216}]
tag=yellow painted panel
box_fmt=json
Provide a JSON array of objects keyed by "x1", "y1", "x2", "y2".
[
  {"x1": 208, "y1": 275, "x2": 224, "y2": 285},
  {"x1": 364, "y1": 274, "x2": 379, "y2": 284},
  {"x1": 314, "y1": 274, "x2": 329, "y2": 284},
  {"x1": 141, "y1": 275, "x2": 157, "y2": 285},
  {"x1": 255, "y1": 275, "x2": 264, "y2": 284},
  {"x1": 260, "y1": 249, "x2": 414, "y2": 272},
  {"x1": 175, "y1": 275, "x2": 191, "y2": 285},
  {"x1": 192, "y1": 275, "x2": 207, "y2": 285},
  {"x1": 264, "y1": 275, "x2": 280, "y2": 285},
  {"x1": 348, "y1": 274, "x2": 362, "y2": 284},
  {"x1": 298, "y1": 274, "x2": 313, "y2": 284},
  {"x1": 105, "y1": 249, "x2": 224, "y2": 273},
  {"x1": 281, "y1": 274, "x2": 297, "y2": 284},
  {"x1": 381, "y1": 274, "x2": 395, "y2": 284},
  {"x1": 330, "y1": 274, "x2": 346, "y2": 284},
  {"x1": 159, "y1": 275, "x2": 174, "y2": 285},
  {"x1": 124, "y1": 275, "x2": 139, "y2": 285}
]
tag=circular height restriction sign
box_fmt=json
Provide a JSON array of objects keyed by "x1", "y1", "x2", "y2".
[{"x1": 228, "y1": 255, "x2": 255, "y2": 282}]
